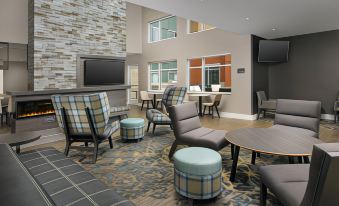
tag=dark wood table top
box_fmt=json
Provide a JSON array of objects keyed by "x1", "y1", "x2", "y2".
[
  {"x1": 226, "y1": 128, "x2": 323, "y2": 156},
  {"x1": 0, "y1": 131, "x2": 41, "y2": 147}
]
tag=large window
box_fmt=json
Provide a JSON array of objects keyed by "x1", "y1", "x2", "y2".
[
  {"x1": 188, "y1": 20, "x2": 215, "y2": 34},
  {"x1": 149, "y1": 60, "x2": 178, "y2": 90},
  {"x1": 188, "y1": 54, "x2": 231, "y2": 92},
  {"x1": 149, "y1": 16, "x2": 177, "y2": 43}
]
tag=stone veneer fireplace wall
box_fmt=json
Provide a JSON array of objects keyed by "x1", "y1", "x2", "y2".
[{"x1": 28, "y1": 0, "x2": 127, "y2": 91}]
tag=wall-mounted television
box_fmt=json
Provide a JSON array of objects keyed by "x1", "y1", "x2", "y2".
[
  {"x1": 84, "y1": 59, "x2": 125, "y2": 86},
  {"x1": 258, "y1": 40, "x2": 289, "y2": 63}
]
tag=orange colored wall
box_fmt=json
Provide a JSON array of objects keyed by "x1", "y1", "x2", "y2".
[{"x1": 190, "y1": 68, "x2": 202, "y2": 85}]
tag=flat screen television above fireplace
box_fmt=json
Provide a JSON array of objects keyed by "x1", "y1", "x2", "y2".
[{"x1": 84, "y1": 59, "x2": 125, "y2": 86}]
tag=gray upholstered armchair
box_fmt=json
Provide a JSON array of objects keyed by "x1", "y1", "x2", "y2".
[
  {"x1": 259, "y1": 143, "x2": 339, "y2": 206},
  {"x1": 334, "y1": 90, "x2": 339, "y2": 123},
  {"x1": 270, "y1": 99, "x2": 321, "y2": 138},
  {"x1": 256, "y1": 91, "x2": 277, "y2": 120},
  {"x1": 167, "y1": 102, "x2": 229, "y2": 159}
]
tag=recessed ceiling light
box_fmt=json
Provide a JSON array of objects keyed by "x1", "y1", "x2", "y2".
[
  {"x1": 272, "y1": 28, "x2": 277, "y2": 31},
  {"x1": 245, "y1": 17, "x2": 250, "y2": 21}
]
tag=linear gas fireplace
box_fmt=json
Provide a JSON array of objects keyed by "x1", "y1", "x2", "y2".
[{"x1": 16, "y1": 100, "x2": 55, "y2": 119}]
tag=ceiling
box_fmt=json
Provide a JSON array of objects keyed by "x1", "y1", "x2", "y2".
[{"x1": 127, "y1": 0, "x2": 339, "y2": 39}]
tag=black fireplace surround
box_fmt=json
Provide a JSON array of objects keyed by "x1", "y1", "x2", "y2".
[{"x1": 16, "y1": 100, "x2": 55, "y2": 119}]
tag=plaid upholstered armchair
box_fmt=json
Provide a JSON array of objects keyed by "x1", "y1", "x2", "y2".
[
  {"x1": 51, "y1": 93, "x2": 119, "y2": 163},
  {"x1": 146, "y1": 87, "x2": 187, "y2": 134}
]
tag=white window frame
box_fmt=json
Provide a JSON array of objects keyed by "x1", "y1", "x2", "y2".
[
  {"x1": 148, "y1": 60, "x2": 178, "y2": 91},
  {"x1": 148, "y1": 15, "x2": 177, "y2": 43},
  {"x1": 187, "y1": 53, "x2": 231, "y2": 92},
  {"x1": 187, "y1": 20, "x2": 216, "y2": 34}
]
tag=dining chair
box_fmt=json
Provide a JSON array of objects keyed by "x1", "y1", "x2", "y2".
[
  {"x1": 140, "y1": 91, "x2": 153, "y2": 110},
  {"x1": 256, "y1": 91, "x2": 277, "y2": 120},
  {"x1": 203, "y1": 94, "x2": 222, "y2": 118}
]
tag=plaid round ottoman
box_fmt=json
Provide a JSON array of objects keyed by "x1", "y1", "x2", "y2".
[
  {"x1": 120, "y1": 118, "x2": 145, "y2": 141},
  {"x1": 173, "y1": 147, "x2": 222, "y2": 200}
]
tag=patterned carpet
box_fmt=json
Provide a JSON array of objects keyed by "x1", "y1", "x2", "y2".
[{"x1": 48, "y1": 127, "x2": 291, "y2": 206}]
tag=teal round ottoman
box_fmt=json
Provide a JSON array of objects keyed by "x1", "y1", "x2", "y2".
[
  {"x1": 173, "y1": 147, "x2": 222, "y2": 200},
  {"x1": 120, "y1": 118, "x2": 145, "y2": 141}
]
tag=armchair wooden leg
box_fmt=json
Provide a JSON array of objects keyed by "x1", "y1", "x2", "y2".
[
  {"x1": 147, "y1": 122, "x2": 151, "y2": 132},
  {"x1": 215, "y1": 105, "x2": 220, "y2": 118},
  {"x1": 203, "y1": 106, "x2": 206, "y2": 116},
  {"x1": 93, "y1": 143, "x2": 99, "y2": 164},
  {"x1": 108, "y1": 136, "x2": 113, "y2": 149},
  {"x1": 260, "y1": 182, "x2": 267, "y2": 206},
  {"x1": 152, "y1": 123, "x2": 156, "y2": 134},
  {"x1": 64, "y1": 141, "x2": 70, "y2": 156},
  {"x1": 141, "y1": 101, "x2": 144, "y2": 111},
  {"x1": 168, "y1": 141, "x2": 178, "y2": 159},
  {"x1": 257, "y1": 108, "x2": 262, "y2": 120}
]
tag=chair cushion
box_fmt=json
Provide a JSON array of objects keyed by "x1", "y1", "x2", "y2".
[
  {"x1": 180, "y1": 128, "x2": 228, "y2": 151},
  {"x1": 120, "y1": 118, "x2": 144, "y2": 128},
  {"x1": 146, "y1": 109, "x2": 171, "y2": 124},
  {"x1": 173, "y1": 147, "x2": 222, "y2": 175},
  {"x1": 260, "y1": 100, "x2": 277, "y2": 110},
  {"x1": 259, "y1": 164, "x2": 309, "y2": 206},
  {"x1": 269, "y1": 124, "x2": 317, "y2": 137}
]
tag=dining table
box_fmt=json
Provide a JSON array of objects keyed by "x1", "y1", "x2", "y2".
[{"x1": 147, "y1": 90, "x2": 164, "y2": 109}]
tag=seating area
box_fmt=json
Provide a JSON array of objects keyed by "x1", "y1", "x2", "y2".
[{"x1": 1, "y1": 0, "x2": 339, "y2": 206}]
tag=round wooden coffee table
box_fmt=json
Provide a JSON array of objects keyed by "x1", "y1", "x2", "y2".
[
  {"x1": 0, "y1": 131, "x2": 41, "y2": 153},
  {"x1": 225, "y1": 128, "x2": 323, "y2": 182}
]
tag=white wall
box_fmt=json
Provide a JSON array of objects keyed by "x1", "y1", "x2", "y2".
[
  {"x1": 130, "y1": 7, "x2": 253, "y2": 115},
  {"x1": 0, "y1": 0, "x2": 28, "y2": 94},
  {"x1": 126, "y1": 2, "x2": 142, "y2": 54}
]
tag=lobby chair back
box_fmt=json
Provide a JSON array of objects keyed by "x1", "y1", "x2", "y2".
[
  {"x1": 274, "y1": 99, "x2": 321, "y2": 137},
  {"x1": 256, "y1": 91, "x2": 277, "y2": 120},
  {"x1": 51, "y1": 92, "x2": 116, "y2": 163},
  {"x1": 300, "y1": 143, "x2": 339, "y2": 206},
  {"x1": 257, "y1": 91, "x2": 268, "y2": 105}
]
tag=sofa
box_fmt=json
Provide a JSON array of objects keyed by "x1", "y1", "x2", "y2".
[{"x1": 0, "y1": 143, "x2": 134, "y2": 206}]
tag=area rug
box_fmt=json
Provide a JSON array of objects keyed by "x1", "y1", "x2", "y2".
[{"x1": 53, "y1": 127, "x2": 286, "y2": 206}]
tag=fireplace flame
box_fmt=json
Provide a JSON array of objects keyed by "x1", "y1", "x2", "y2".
[{"x1": 18, "y1": 110, "x2": 55, "y2": 118}]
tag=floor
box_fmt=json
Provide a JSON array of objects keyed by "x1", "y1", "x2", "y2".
[{"x1": 1, "y1": 106, "x2": 339, "y2": 206}]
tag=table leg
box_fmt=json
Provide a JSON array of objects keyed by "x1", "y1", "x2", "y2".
[
  {"x1": 251, "y1": 151, "x2": 256, "y2": 165},
  {"x1": 298, "y1": 156, "x2": 303, "y2": 163},
  {"x1": 230, "y1": 146, "x2": 240, "y2": 182},
  {"x1": 153, "y1": 94, "x2": 157, "y2": 109},
  {"x1": 16, "y1": 145, "x2": 20, "y2": 154},
  {"x1": 198, "y1": 96, "x2": 203, "y2": 116},
  {"x1": 303, "y1": 156, "x2": 310, "y2": 163}
]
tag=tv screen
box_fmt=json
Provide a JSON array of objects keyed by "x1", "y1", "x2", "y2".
[
  {"x1": 84, "y1": 59, "x2": 125, "y2": 85},
  {"x1": 258, "y1": 40, "x2": 289, "y2": 63}
]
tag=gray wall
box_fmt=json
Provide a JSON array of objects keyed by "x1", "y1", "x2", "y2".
[
  {"x1": 269, "y1": 30, "x2": 339, "y2": 114},
  {"x1": 252, "y1": 35, "x2": 269, "y2": 114},
  {"x1": 131, "y1": 7, "x2": 253, "y2": 115}
]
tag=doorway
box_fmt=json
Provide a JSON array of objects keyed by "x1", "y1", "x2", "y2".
[{"x1": 128, "y1": 65, "x2": 139, "y2": 105}]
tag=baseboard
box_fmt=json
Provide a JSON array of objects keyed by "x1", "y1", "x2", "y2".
[
  {"x1": 321, "y1": 114, "x2": 334, "y2": 121},
  {"x1": 220, "y1": 112, "x2": 257, "y2": 120}
]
